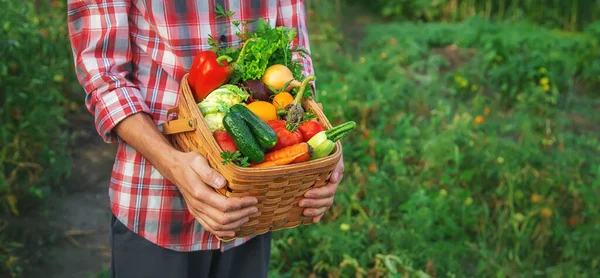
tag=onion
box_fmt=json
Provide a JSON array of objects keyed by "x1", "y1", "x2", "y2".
[{"x1": 261, "y1": 64, "x2": 301, "y2": 92}]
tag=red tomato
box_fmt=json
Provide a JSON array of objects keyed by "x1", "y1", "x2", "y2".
[
  {"x1": 213, "y1": 130, "x2": 237, "y2": 152},
  {"x1": 298, "y1": 120, "x2": 325, "y2": 142}
]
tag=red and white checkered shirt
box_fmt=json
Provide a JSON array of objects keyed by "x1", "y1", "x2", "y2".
[{"x1": 67, "y1": 0, "x2": 314, "y2": 252}]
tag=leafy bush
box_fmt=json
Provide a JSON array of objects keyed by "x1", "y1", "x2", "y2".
[
  {"x1": 0, "y1": 0, "x2": 77, "y2": 276},
  {"x1": 269, "y1": 13, "x2": 600, "y2": 278},
  {"x1": 345, "y1": 0, "x2": 600, "y2": 31}
]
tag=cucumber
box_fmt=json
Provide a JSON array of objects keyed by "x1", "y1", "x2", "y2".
[
  {"x1": 223, "y1": 112, "x2": 265, "y2": 164},
  {"x1": 230, "y1": 104, "x2": 278, "y2": 150}
]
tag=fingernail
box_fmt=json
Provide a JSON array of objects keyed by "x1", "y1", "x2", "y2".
[
  {"x1": 332, "y1": 172, "x2": 340, "y2": 182},
  {"x1": 215, "y1": 176, "x2": 226, "y2": 187},
  {"x1": 242, "y1": 218, "x2": 249, "y2": 224},
  {"x1": 299, "y1": 201, "x2": 306, "y2": 207},
  {"x1": 251, "y1": 207, "x2": 259, "y2": 214}
]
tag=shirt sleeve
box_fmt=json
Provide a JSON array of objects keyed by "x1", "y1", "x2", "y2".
[
  {"x1": 276, "y1": 0, "x2": 316, "y2": 93},
  {"x1": 67, "y1": 0, "x2": 152, "y2": 143}
]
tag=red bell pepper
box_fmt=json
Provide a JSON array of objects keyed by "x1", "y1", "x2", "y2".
[
  {"x1": 187, "y1": 39, "x2": 256, "y2": 102},
  {"x1": 188, "y1": 51, "x2": 233, "y2": 102}
]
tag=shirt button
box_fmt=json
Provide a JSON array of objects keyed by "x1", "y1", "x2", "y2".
[{"x1": 220, "y1": 35, "x2": 227, "y2": 42}]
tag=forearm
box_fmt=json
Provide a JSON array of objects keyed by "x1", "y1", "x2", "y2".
[{"x1": 113, "y1": 113, "x2": 180, "y2": 181}]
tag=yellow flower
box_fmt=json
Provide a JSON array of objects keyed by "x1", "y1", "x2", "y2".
[
  {"x1": 542, "y1": 84, "x2": 550, "y2": 92},
  {"x1": 455, "y1": 75, "x2": 469, "y2": 88},
  {"x1": 340, "y1": 223, "x2": 350, "y2": 231},
  {"x1": 473, "y1": 115, "x2": 484, "y2": 126},
  {"x1": 5, "y1": 256, "x2": 18, "y2": 269},
  {"x1": 471, "y1": 84, "x2": 478, "y2": 92},
  {"x1": 530, "y1": 194, "x2": 543, "y2": 204},
  {"x1": 440, "y1": 189, "x2": 448, "y2": 196},
  {"x1": 539, "y1": 77, "x2": 549, "y2": 85},
  {"x1": 540, "y1": 208, "x2": 552, "y2": 219},
  {"x1": 497, "y1": 157, "x2": 504, "y2": 164},
  {"x1": 380, "y1": 52, "x2": 387, "y2": 59},
  {"x1": 539, "y1": 67, "x2": 547, "y2": 74},
  {"x1": 484, "y1": 107, "x2": 490, "y2": 116},
  {"x1": 53, "y1": 74, "x2": 64, "y2": 83},
  {"x1": 359, "y1": 57, "x2": 366, "y2": 64},
  {"x1": 463, "y1": 197, "x2": 473, "y2": 206}
]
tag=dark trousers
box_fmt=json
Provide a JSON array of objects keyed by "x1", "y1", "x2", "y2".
[{"x1": 109, "y1": 214, "x2": 271, "y2": 278}]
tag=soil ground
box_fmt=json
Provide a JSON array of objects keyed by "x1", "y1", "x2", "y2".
[{"x1": 20, "y1": 111, "x2": 117, "y2": 278}]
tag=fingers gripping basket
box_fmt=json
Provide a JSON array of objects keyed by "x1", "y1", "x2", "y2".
[{"x1": 162, "y1": 74, "x2": 343, "y2": 241}]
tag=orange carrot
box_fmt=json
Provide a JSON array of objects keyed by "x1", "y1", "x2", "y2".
[
  {"x1": 264, "y1": 142, "x2": 311, "y2": 162},
  {"x1": 250, "y1": 142, "x2": 312, "y2": 168},
  {"x1": 251, "y1": 153, "x2": 303, "y2": 168},
  {"x1": 292, "y1": 152, "x2": 311, "y2": 163}
]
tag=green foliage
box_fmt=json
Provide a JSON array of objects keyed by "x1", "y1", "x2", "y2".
[
  {"x1": 0, "y1": 0, "x2": 77, "y2": 276},
  {"x1": 345, "y1": 0, "x2": 600, "y2": 31},
  {"x1": 269, "y1": 9, "x2": 600, "y2": 278}
]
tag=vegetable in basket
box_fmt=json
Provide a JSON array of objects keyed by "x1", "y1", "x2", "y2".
[
  {"x1": 251, "y1": 142, "x2": 311, "y2": 168},
  {"x1": 197, "y1": 84, "x2": 249, "y2": 132},
  {"x1": 283, "y1": 75, "x2": 315, "y2": 131},
  {"x1": 246, "y1": 101, "x2": 278, "y2": 122},
  {"x1": 229, "y1": 104, "x2": 278, "y2": 150},
  {"x1": 188, "y1": 39, "x2": 256, "y2": 102},
  {"x1": 272, "y1": 92, "x2": 294, "y2": 110},
  {"x1": 266, "y1": 75, "x2": 315, "y2": 151},
  {"x1": 298, "y1": 120, "x2": 325, "y2": 142},
  {"x1": 243, "y1": 79, "x2": 272, "y2": 101},
  {"x1": 213, "y1": 130, "x2": 237, "y2": 152},
  {"x1": 223, "y1": 111, "x2": 265, "y2": 163},
  {"x1": 261, "y1": 64, "x2": 300, "y2": 92},
  {"x1": 267, "y1": 119, "x2": 303, "y2": 151},
  {"x1": 307, "y1": 121, "x2": 356, "y2": 159},
  {"x1": 222, "y1": 104, "x2": 278, "y2": 164}
]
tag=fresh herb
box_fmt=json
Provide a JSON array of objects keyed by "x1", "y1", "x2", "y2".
[
  {"x1": 209, "y1": 7, "x2": 306, "y2": 82},
  {"x1": 302, "y1": 109, "x2": 318, "y2": 123},
  {"x1": 215, "y1": 4, "x2": 234, "y2": 19},
  {"x1": 220, "y1": 150, "x2": 250, "y2": 167}
]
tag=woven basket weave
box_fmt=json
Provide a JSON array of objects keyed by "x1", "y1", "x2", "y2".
[{"x1": 162, "y1": 74, "x2": 342, "y2": 241}]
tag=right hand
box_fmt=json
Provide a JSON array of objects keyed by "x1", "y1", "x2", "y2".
[{"x1": 165, "y1": 151, "x2": 258, "y2": 238}]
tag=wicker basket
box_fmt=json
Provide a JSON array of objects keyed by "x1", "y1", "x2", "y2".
[{"x1": 162, "y1": 73, "x2": 343, "y2": 241}]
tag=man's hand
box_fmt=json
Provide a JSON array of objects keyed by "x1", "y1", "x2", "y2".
[
  {"x1": 165, "y1": 152, "x2": 258, "y2": 239},
  {"x1": 299, "y1": 157, "x2": 345, "y2": 223},
  {"x1": 114, "y1": 113, "x2": 258, "y2": 238}
]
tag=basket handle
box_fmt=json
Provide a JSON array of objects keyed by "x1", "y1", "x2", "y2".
[{"x1": 162, "y1": 106, "x2": 198, "y2": 135}]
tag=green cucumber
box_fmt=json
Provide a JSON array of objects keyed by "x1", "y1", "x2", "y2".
[
  {"x1": 223, "y1": 112, "x2": 265, "y2": 164},
  {"x1": 230, "y1": 104, "x2": 278, "y2": 150},
  {"x1": 325, "y1": 121, "x2": 356, "y2": 142}
]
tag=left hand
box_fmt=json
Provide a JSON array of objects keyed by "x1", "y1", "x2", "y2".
[{"x1": 299, "y1": 157, "x2": 345, "y2": 223}]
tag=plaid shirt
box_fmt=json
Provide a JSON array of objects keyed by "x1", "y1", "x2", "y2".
[{"x1": 67, "y1": 0, "x2": 314, "y2": 252}]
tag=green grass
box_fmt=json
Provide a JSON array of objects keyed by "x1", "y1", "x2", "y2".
[{"x1": 268, "y1": 11, "x2": 600, "y2": 278}]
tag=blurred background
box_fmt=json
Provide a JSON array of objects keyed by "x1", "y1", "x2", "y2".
[{"x1": 1, "y1": 0, "x2": 600, "y2": 277}]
